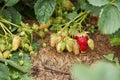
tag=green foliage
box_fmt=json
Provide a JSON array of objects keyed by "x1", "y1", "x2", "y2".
[
  {"x1": 9, "y1": 67, "x2": 33, "y2": 80},
  {"x1": 104, "y1": 53, "x2": 120, "y2": 68},
  {"x1": 34, "y1": 0, "x2": 56, "y2": 23},
  {"x1": 1, "y1": 7, "x2": 22, "y2": 31},
  {"x1": 89, "y1": 25, "x2": 95, "y2": 33},
  {"x1": 98, "y1": 5, "x2": 120, "y2": 34},
  {"x1": 1, "y1": 7, "x2": 22, "y2": 24},
  {"x1": 0, "y1": 59, "x2": 30, "y2": 73},
  {"x1": 113, "y1": 0, "x2": 120, "y2": 10},
  {"x1": 5, "y1": 0, "x2": 20, "y2": 6},
  {"x1": 0, "y1": 53, "x2": 33, "y2": 80},
  {"x1": 21, "y1": 0, "x2": 37, "y2": 8},
  {"x1": 103, "y1": 53, "x2": 114, "y2": 61},
  {"x1": 87, "y1": 0, "x2": 111, "y2": 7},
  {"x1": 66, "y1": 13, "x2": 78, "y2": 21},
  {"x1": 9, "y1": 53, "x2": 32, "y2": 73},
  {"x1": 0, "y1": 18, "x2": 41, "y2": 80},
  {"x1": 0, "y1": 63, "x2": 10, "y2": 80},
  {"x1": 1, "y1": 9, "x2": 12, "y2": 22},
  {"x1": 1, "y1": 0, "x2": 120, "y2": 79},
  {"x1": 110, "y1": 29, "x2": 120, "y2": 45},
  {"x1": 71, "y1": 61, "x2": 120, "y2": 80},
  {"x1": 79, "y1": 0, "x2": 101, "y2": 15},
  {"x1": 32, "y1": 41, "x2": 40, "y2": 51},
  {"x1": 85, "y1": 0, "x2": 120, "y2": 34},
  {"x1": 6, "y1": 7, "x2": 21, "y2": 25}
]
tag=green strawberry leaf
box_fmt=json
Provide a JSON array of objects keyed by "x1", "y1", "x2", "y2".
[
  {"x1": 71, "y1": 61, "x2": 120, "y2": 80},
  {"x1": 5, "y1": 0, "x2": 20, "y2": 6},
  {"x1": 80, "y1": 0, "x2": 101, "y2": 15},
  {"x1": 87, "y1": 0, "x2": 111, "y2": 7},
  {"x1": 1, "y1": 7, "x2": 22, "y2": 32},
  {"x1": 66, "y1": 13, "x2": 78, "y2": 20},
  {"x1": 0, "y1": 63, "x2": 10, "y2": 80},
  {"x1": 1, "y1": 9, "x2": 12, "y2": 22},
  {"x1": 32, "y1": 40, "x2": 40, "y2": 51},
  {"x1": 34, "y1": 0, "x2": 56, "y2": 23},
  {"x1": 113, "y1": 0, "x2": 120, "y2": 11},
  {"x1": 91, "y1": 61, "x2": 120, "y2": 80},
  {"x1": 9, "y1": 51, "x2": 32, "y2": 73},
  {"x1": 98, "y1": 5, "x2": 120, "y2": 34},
  {"x1": 7, "y1": 7, "x2": 21, "y2": 25},
  {"x1": 103, "y1": 54, "x2": 114, "y2": 61},
  {"x1": 71, "y1": 62, "x2": 92, "y2": 80}
]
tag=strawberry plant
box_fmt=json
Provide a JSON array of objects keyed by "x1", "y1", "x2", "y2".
[
  {"x1": 0, "y1": 63, "x2": 9, "y2": 80},
  {"x1": 0, "y1": 15, "x2": 41, "y2": 79},
  {"x1": 0, "y1": 0, "x2": 120, "y2": 79},
  {"x1": 79, "y1": 0, "x2": 120, "y2": 45},
  {"x1": 50, "y1": 11, "x2": 94, "y2": 55}
]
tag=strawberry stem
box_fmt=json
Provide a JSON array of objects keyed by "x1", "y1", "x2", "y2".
[
  {"x1": 57, "y1": 11, "x2": 90, "y2": 36},
  {"x1": 0, "y1": 17, "x2": 20, "y2": 28},
  {"x1": 0, "y1": 22, "x2": 7, "y2": 34}
]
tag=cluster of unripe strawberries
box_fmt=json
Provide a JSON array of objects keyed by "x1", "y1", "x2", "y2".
[{"x1": 50, "y1": 32, "x2": 94, "y2": 55}]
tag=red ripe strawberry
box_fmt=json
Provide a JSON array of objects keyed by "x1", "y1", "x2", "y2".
[
  {"x1": 79, "y1": 45, "x2": 87, "y2": 52},
  {"x1": 76, "y1": 34, "x2": 88, "y2": 53}
]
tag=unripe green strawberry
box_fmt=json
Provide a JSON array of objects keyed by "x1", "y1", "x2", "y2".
[
  {"x1": 32, "y1": 23, "x2": 39, "y2": 31},
  {"x1": 39, "y1": 19, "x2": 52, "y2": 29},
  {"x1": 50, "y1": 33, "x2": 61, "y2": 47},
  {"x1": 7, "y1": 43, "x2": 12, "y2": 50},
  {"x1": 73, "y1": 40, "x2": 80, "y2": 55},
  {"x1": 44, "y1": 28, "x2": 49, "y2": 32},
  {"x1": 53, "y1": 16, "x2": 63, "y2": 24},
  {"x1": 19, "y1": 60, "x2": 24, "y2": 66},
  {"x1": 30, "y1": 51, "x2": 37, "y2": 56},
  {"x1": 12, "y1": 36, "x2": 21, "y2": 51},
  {"x1": 42, "y1": 42, "x2": 47, "y2": 48},
  {"x1": 19, "y1": 52, "x2": 23, "y2": 57},
  {"x1": 63, "y1": 0, "x2": 74, "y2": 11},
  {"x1": 3, "y1": 51, "x2": 11, "y2": 59},
  {"x1": 28, "y1": 46, "x2": 33, "y2": 51},
  {"x1": 65, "y1": 37, "x2": 74, "y2": 52},
  {"x1": 0, "y1": 44, "x2": 6, "y2": 52},
  {"x1": 37, "y1": 30, "x2": 45, "y2": 38},
  {"x1": 19, "y1": 31, "x2": 26, "y2": 36},
  {"x1": 9, "y1": 53, "x2": 12, "y2": 58},
  {"x1": 88, "y1": 39, "x2": 94, "y2": 50},
  {"x1": 39, "y1": 24, "x2": 50, "y2": 29},
  {"x1": 22, "y1": 43, "x2": 30, "y2": 51},
  {"x1": 56, "y1": 41, "x2": 66, "y2": 53},
  {"x1": 58, "y1": 30, "x2": 68, "y2": 38}
]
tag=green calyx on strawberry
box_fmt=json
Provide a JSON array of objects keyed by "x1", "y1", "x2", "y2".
[{"x1": 76, "y1": 32, "x2": 89, "y2": 53}]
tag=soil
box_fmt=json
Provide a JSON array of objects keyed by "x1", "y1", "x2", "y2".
[{"x1": 29, "y1": 30, "x2": 120, "y2": 80}]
